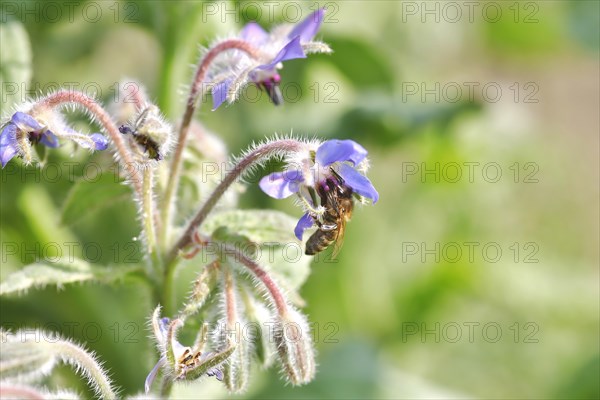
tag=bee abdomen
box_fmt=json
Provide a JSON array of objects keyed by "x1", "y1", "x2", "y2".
[{"x1": 305, "y1": 230, "x2": 336, "y2": 255}]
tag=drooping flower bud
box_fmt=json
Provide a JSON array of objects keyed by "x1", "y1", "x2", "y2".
[
  {"x1": 211, "y1": 267, "x2": 250, "y2": 393},
  {"x1": 272, "y1": 307, "x2": 316, "y2": 385}
]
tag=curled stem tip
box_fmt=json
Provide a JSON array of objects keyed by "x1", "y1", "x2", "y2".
[{"x1": 33, "y1": 90, "x2": 143, "y2": 197}]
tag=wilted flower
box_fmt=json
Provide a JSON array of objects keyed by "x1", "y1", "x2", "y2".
[
  {"x1": 259, "y1": 139, "x2": 378, "y2": 240},
  {"x1": 0, "y1": 111, "x2": 107, "y2": 168},
  {"x1": 145, "y1": 308, "x2": 229, "y2": 394},
  {"x1": 211, "y1": 8, "x2": 331, "y2": 109}
]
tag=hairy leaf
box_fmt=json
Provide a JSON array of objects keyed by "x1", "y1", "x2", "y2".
[
  {"x1": 202, "y1": 209, "x2": 301, "y2": 245},
  {"x1": 0, "y1": 258, "x2": 141, "y2": 295}
]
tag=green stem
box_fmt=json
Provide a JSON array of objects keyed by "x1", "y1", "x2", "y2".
[
  {"x1": 50, "y1": 339, "x2": 117, "y2": 399},
  {"x1": 143, "y1": 168, "x2": 161, "y2": 275}
]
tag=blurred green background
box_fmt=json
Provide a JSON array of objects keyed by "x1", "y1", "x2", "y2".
[{"x1": 1, "y1": 1, "x2": 598, "y2": 398}]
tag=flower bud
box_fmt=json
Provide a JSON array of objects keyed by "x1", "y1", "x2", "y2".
[
  {"x1": 119, "y1": 104, "x2": 173, "y2": 165},
  {"x1": 272, "y1": 307, "x2": 316, "y2": 385}
]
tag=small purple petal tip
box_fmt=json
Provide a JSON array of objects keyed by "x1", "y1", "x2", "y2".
[
  {"x1": 145, "y1": 357, "x2": 166, "y2": 394},
  {"x1": 294, "y1": 213, "x2": 314, "y2": 240},
  {"x1": 212, "y1": 79, "x2": 233, "y2": 110},
  {"x1": 0, "y1": 124, "x2": 19, "y2": 168},
  {"x1": 256, "y1": 36, "x2": 306, "y2": 72},
  {"x1": 337, "y1": 163, "x2": 379, "y2": 203},
  {"x1": 90, "y1": 133, "x2": 109, "y2": 150},
  {"x1": 288, "y1": 8, "x2": 326, "y2": 42}
]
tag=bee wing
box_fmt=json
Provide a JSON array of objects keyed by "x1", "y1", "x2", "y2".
[{"x1": 331, "y1": 216, "x2": 346, "y2": 259}]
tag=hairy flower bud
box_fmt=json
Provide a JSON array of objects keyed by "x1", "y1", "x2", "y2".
[
  {"x1": 272, "y1": 307, "x2": 316, "y2": 385},
  {"x1": 119, "y1": 104, "x2": 174, "y2": 165},
  {"x1": 212, "y1": 268, "x2": 250, "y2": 393}
]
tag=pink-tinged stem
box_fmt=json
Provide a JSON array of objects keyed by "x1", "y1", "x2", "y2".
[
  {"x1": 223, "y1": 266, "x2": 238, "y2": 326},
  {"x1": 126, "y1": 82, "x2": 148, "y2": 109},
  {"x1": 34, "y1": 90, "x2": 143, "y2": 197},
  {"x1": 167, "y1": 139, "x2": 306, "y2": 262},
  {"x1": 162, "y1": 39, "x2": 262, "y2": 241},
  {"x1": 223, "y1": 244, "x2": 289, "y2": 317}
]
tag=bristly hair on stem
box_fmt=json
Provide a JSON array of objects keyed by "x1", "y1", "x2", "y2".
[
  {"x1": 31, "y1": 90, "x2": 143, "y2": 198},
  {"x1": 161, "y1": 39, "x2": 263, "y2": 245},
  {"x1": 167, "y1": 137, "x2": 310, "y2": 263},
  {"x1": 0, "y1": 329, "x2": 118, "y2": 399}
]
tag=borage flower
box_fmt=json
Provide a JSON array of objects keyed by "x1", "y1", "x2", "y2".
[
  {"x1": 0, "y1": 111, "x2": 108, "y2": 168},
  {"x1": 259, "y1": 139, "x2": 378, "y2": 252},
  {"x1": 211, "y1": 8, "x2": 331, "y2": 109}
]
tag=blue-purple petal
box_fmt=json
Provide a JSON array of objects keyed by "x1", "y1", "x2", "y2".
[
  {"x1": 337, "y1": 163, "x2": 379, "y2": 203},
  {"x1": 294, "y1": 213, "x2": 314, "y2": 240},
  {"x1": 11, "y1": 111, "x2": 43, "y2": 131},
  {"x1": 255, "y1": 36, "x2": 306, "y2": 72},
  {"x1": 0, "y1": 123, "x2": 19, "y2": 168},
  {"x1": 316, "y1": 139, "x2": 368, "y2": 167},
  {"x1": 144, "y1": 356, "x2": 165, "y2": 394},
  {"x1": 212, "y1": 78, "x2": 233, "y2": 110},
  {"x1": 240, "y1": 22, "x2": 269, "y2": 44},
  {"x1": 39, "y1": 130, "x2": 60, "y2": 148},
  {"x1": 259, "y1": 170, "x2": 303, "y2": 199},
  {"x1": 288, "y1": 8, "x2": 325, "y2": 42},
  {"x1": 207, "y1": 368, "x2": 224, "y2": 381},
  {"x1": 90, "y1": 133, "x2": 108, "y2": 150}
]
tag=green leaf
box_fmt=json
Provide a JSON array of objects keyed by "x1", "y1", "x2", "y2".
[
  {"x1": 0, "y1": 257, "x2": 141, "y2": 296},
  {"x1": 61, "y1": 173, "x2": 131, "y2": 226},
  {"x1": 0, "y1": 20, "x2": 32, "y2": 109},
  {"x1": 201, "y1": 210, "x2": 300, "y2": 245}
]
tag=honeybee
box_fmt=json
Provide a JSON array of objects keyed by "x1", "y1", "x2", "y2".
[
  {"x1": 119, "y1": 106, "x2": 163, "y2": 161},
  {"x1": 305, "y1": 179, "x2": 354, "y2": 257}
]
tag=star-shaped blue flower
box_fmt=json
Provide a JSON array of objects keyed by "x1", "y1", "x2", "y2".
[
  {"x1": 259, "y1": 139, "x2": 378, "y2": 239},
  {"x1": 0, "y1": 112, "x2": 108, "y2": 168},
  {"x1": 211, "y1": 8, "x2": 329, "y2": 110}
]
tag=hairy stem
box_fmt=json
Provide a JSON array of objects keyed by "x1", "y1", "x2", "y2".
[
  {"x1": 178, "y1": 260, "x2": 219, "y2": 321},
  {"x1": 223, "y1": 244, "x2": 289, "y2": 317},
  {"x1": 49, "y1": 339, "x2": 117, "y2": 400},
  {"x1": 161, "y1": 39, "x2": 262, "y2": 246},
  {"x1": 223, "y1": 265, "x2": 238, "y2": 327},
  {"x1": 143, "y1": 168, "x2": 162, "y2": 273},
  {"x1": 167, "y1": 139, "x2": 306, "y2": 263},
  {"x1": 34, "y1": 90, "x2": 143, "y2": 198}
]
